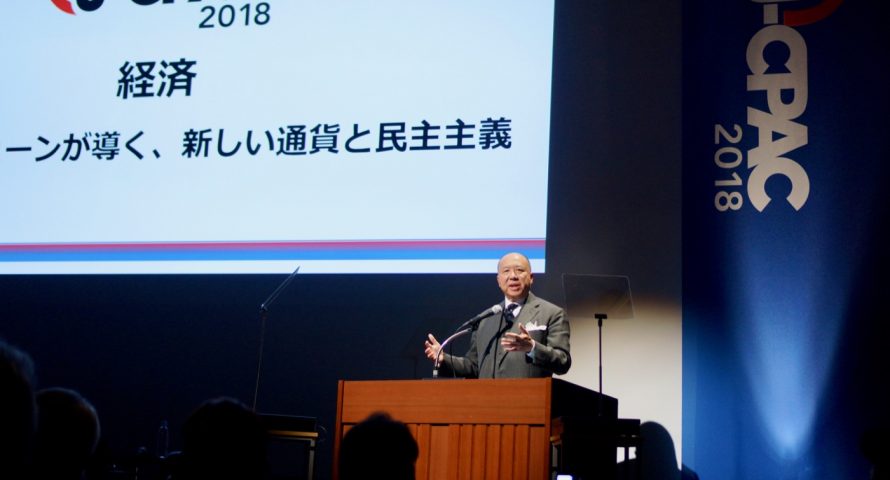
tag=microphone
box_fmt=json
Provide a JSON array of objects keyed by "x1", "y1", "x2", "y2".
[
  {"x1": 260, "y1": 266, "x2": 301, "y2": 312},
  {"x1": 455, "y1": 304, "x2": 503, "y2": 331},
  {"x1": 252, "y1": 265, "x2": 301, "y2": 410},
  {"x1": 433, "y1": 304, "x2": 504, "y2": 378}
]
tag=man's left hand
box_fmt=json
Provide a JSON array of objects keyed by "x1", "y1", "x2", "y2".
[{"x1": 501, "y1": 323, "x2": 535, "y2": 353}]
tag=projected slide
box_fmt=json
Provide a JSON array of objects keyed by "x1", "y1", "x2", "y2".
[{"x1": 0, "y1": 1, "x2": 554, "y2": 273}]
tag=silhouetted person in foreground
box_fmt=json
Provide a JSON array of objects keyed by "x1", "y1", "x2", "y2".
[
  {"x1": 339, "y1": 412, "x2": 418, "y2": 480},
  {"x1": 179, "y1": 397, "x2": 268, "y2": 480},
  {"x1": 0, "y1": 339, "x2": 37, "y2": 480},
  {"x1": 617, "y1": 421, "x2": 698, "y2": 480},
  {"x1": 31, "y1": 387, "x2": 100, "y2": 480},
  {"x1": 861, "y1": 426, "x2": 889, "y2": 480}
]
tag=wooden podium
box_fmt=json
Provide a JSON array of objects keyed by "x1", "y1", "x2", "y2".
[{"x1": 334, "y1": 378, "x2": 617, "y2": 480}]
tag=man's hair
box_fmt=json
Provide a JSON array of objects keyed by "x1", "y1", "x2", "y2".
[
  {"x1": 33, "y1": 387, "x2": 101, "y2": 479},
  {"x1": 181, "y1": 396, "x2": 268, "y2": 480},
  {"x1": 339, "y1": 412, "x2": 419, "y2": 480},
  {"x1": 0, "y1": 339, "x2": 37, "y2": 477}
]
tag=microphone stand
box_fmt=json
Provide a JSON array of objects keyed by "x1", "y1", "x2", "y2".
[
  {"x1": 431, "y1": 305, "x2": 502, "y2": 378},
  {"x1": 492, "y1": 312, "x2": 504, "y2": 379},
  {"x1": 595, "y1": 312, "x2": 607, "y2": 417},
  {"x1": 432, "y1": 327, "x2": 473, "y2": 378},
  {"x1": 252, "y1": 266, "x2": 300, "y2": 411}
]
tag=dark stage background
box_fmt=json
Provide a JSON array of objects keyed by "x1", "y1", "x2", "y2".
[
  {"x1": 1, "y1": 2, "x2": 682, "y2": 479},
  {"x1": 8, "y1": 1, "x2": 888, "y2": 479}
]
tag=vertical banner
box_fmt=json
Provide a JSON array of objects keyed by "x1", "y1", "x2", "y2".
[{"x1": 683, "y1": 1, "x2": 890, "y2": 478}]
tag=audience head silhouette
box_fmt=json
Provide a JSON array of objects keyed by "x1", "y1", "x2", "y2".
[
  {"x1": 637, "y1": 421, "x2": 680, "y2": 479},
  {"x1": 180, "y1": 396, "x2": 267, "y2": 480},
  {"x1": 339, "y1": 412, "x2": 418, "y2": 480},
  {"x1": 616, "y1": 421, "x2": 698, "y2": 480},
  {"x1": 0, "y1": 339, "x2": 37, "y2": 479},
  {"x1": 32, "y1": 387, "x2": 101, "y2": 480},
  {"x1": 861, "y1": 426, "x2": 889, "y2": 480}
]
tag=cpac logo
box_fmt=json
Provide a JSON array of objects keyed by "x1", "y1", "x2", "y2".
[
  {"x1": 51, "y1": 0, "x2": 199, "y2": 15},
  {"x1": 745, "y1": 0, "x2": 842, "y2": 211}
]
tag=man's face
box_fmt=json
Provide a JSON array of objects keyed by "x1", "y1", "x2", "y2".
[{"x1": 497, "y1": 253, "x2": 534, "y2": 302}]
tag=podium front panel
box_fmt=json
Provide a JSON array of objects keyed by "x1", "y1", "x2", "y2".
[{"x1": 334, "y1": 378, "x2": 613, "y2": 480}]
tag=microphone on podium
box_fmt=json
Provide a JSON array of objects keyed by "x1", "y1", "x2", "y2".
[
  {"x1": 454, "y1": 304, "x2": 503, "y2": 332},
  {"x1": 433, "y1": 304, "x2": 504, "y2": 378}
]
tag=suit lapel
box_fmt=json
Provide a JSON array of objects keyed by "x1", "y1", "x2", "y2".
[
  {"x1": 495, "y1": 294, "x2": 541, "y2": 370},
  {"x1": 517, "y1": 293, "x2": 542, "y2": 328},
  {"x1": 480, "y1": 301, "x2": 507, "y2": 371}
]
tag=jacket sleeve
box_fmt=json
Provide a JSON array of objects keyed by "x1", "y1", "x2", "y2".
[{"x1": 527, "y1": 307, "x2": 571, "y2": 375}]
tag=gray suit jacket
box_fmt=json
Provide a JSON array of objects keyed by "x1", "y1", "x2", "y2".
[{"x1": 442, "y1": 292, "x2": 571, "y2": 378}]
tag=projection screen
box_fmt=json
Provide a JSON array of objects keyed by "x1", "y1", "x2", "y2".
[{"x1": 0, "y1": 0, "x2": 554, "y2": 273}]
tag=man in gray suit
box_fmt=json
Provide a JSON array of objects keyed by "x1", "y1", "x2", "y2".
[{"x1": 424, "y1": 252, "x2": 571, "y2": 378}]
